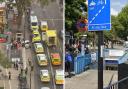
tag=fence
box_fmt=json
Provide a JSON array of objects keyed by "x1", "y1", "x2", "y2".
[
  {"x1": 74, "y1": 53, "x2": 91, "y2": 74},
  {"x1": 104, "y1": 76, "x2": 128, "y2": 89}
]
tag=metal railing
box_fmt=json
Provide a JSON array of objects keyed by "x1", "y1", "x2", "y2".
[{"x1": 104, "y1": 76, "x2": 128, "y2": 89}]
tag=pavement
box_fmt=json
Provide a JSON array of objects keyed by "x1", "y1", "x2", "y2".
[{"x1": 65, "y1": 69, "x2": 118, "y2": 89}]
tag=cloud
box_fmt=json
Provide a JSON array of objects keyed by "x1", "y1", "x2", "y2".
[{"x1": 111, "y1": 8, "x2": 118, "y2": 16}]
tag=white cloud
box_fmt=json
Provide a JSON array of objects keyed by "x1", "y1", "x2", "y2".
[{"x1": 111, "y1": 8, "x2": 118, "y2": 16}]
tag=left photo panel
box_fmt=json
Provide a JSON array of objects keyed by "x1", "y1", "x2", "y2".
[{"x1": 0, "y1": 0, "x2": 64, "y2": 89}]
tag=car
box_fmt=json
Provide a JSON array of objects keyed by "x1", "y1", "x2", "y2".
[
  {"x1": 36, "y1": 54, "x2": 48, "y2": 66},
  {"x1": 40, "y1": 70, "x2": 50, "y2": 82},
  {"x1": 32, "y1": 34, "x2": 41, "y2": 42},
  {"x1": 41, "y1": 87, "x2": 50, "y2": 89},
  {"x1": 40, "y1": 21, "x2": 48, "y2": 32},
  {"x1": 51, "y1": 53, "x2": 61, "y2": 65},
  {"x1": 55, "y1": 69, "x2": 64, "y2": 85},
  {"x1": 34, "y1": 43, "x2": 44, "y2": 53},
  {"x1": 32, "y1": 28, "x2": 39, "y2": 34},
  {"x1": 30, "y1": 16, "x2": 39, "y2": 30}
]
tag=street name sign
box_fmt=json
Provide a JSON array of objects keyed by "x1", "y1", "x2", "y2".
[{"x1": 88, "y1": 0, "x2": 111, "y2": 31}]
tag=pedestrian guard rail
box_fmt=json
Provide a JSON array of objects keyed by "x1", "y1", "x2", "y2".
[
  {"x1": 103, "y1": 75, "x2": 128, "y2": 89},
  {"x1": 74, "y1": 53, "x2": 91, "y2": 74}
]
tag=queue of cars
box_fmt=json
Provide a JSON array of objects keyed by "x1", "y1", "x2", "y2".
[{"x1": 30, "y1": 15, "x2": 64, "y2": 88}]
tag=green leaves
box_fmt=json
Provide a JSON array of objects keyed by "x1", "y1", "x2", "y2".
[
  {"x1": 0, "y1": 51, "x2": 11, "y2": 68},
  {"x1": 65, "y1": 0, "x2": 87, "y2": 31}
]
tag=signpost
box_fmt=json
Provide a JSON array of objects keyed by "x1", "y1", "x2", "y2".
[
  {"x1": 88, "y1": 0, "x2": 111, "y2": 31},
  {"x1": 88, "y1": 0, "x2": 111, "y2": 89}
]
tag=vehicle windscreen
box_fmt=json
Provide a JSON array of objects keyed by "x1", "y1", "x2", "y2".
[
  {"x1": 32, "y1": 22, "x2": 38, "y2": 26},
  {"x1": 56, "y1": 75, "x2": 64, "y2": 80}
]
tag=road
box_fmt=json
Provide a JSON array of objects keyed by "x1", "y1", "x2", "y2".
[{"x1": 24, "y1": 0, "x2": 63, "y2": 89}]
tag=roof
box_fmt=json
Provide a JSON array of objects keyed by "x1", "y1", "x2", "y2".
[
  {"x1": 46, "y1": 30, "x2": 56, "y2": 37},
  {"x1": 30, "y1": 16, "x2": 38, "y2": 22},
  {"x1": 56, "y1": 69, "x2": 64, "y2": 75},
  {"x1": 41, "y1": 21, "x2": 48, "y2": 25},
  {"x1": 35, "y1": 43, "x2": 42, "y2": 47},
  {"x1": 0, "y1": 2, "x2": 5, "y2": 8},
  {"x1": 37, "y1": 54, "x2": 46, "y2": 60},
  {"x1": 41, "y1": 87, "x2": 50, "y2": 89},
  {"x1": 40, "y1": 70, "x2": 48, "y2": 76},
  {"x1": 52, "y1": 53, "x2": 60, "y2": 59}
]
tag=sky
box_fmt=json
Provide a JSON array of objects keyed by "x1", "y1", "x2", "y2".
[{"x1": 111, "y1": 0, "x2": 128, "y2": 16}]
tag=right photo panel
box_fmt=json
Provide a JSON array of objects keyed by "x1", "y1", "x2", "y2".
[{"x1": 65, "y1": 0, "x2": 128, "y2": 89}]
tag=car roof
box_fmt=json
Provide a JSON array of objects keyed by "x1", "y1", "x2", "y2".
[
  {"x1": 41, "y1": 87, "x2": 50, "y2": 89},
  {"x1": 56, "y1": 69, "x2": 64, "y2": 75},
  {"x1": 52, "y1": 53, "x2": 60, "y2": 58},
  {"x1": 30, "y1": 16, "x2": 38, "y2": 22},
  {"x1": 37, "y1": 54, "x2": 46, "y2": 60},
  {"x1": 34, "y1": 43, "x2": 42, "y2": 46},
  {"x1": 40, "y1": 70, "x2": 48, "y2": 76},
  {"x1": 41, "y1": 21, "x2": 48, "y2": 25}
]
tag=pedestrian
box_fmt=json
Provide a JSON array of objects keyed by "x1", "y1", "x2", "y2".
[
  {"x1": 8, "y1": 71, "x2": 11, "y2": 80},
  {"x1": 65, "y1": 52, "x2": 73, "y2": 78},
  {"x1": 16, "y1": 63, "x2": 18, "y2": 70},
  {"x1": 28, "y1": 59, "x2": 31, "y2": 66},
  {"x1": 25, "y1": 67, "x2": 28, "y2": 75}
]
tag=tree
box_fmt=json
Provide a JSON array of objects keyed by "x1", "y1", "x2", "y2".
[
  {"x1": 0, "y1": 51, "x2": 11, "y2": 68},
  {"x1": 65, "y1": 0, "x2": 87, "y2": 32},
  {"x1": 118, "y1": 5, "x2": 128, "y2": 40}
]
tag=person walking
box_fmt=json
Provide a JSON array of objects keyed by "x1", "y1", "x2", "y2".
[
  {"x1": 65, "y1": 52, "x2": 73, "y2": 78},
  {"x1": 8, "y1": 71, "x2": 11, "y2": 80},
  {"x1": 25, "y1": 67, "x2": 28, "y2": 75}
]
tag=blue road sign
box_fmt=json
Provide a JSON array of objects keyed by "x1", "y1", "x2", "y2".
[{"x1": 88, "y1": 0, "x2": 111, "y2": 31}]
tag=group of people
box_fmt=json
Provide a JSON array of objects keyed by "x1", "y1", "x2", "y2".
[{"x1": 11, "y1": 40, "x2": 22, "y2": 49}]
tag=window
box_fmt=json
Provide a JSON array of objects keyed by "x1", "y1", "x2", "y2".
[{"x1": 32, "y1": 22, "x2": 38, "y2": 26}]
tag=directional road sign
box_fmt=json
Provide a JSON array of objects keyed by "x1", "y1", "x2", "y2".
[{"x1": 88, "y1": 0, "x2": 111, "y2": 31}]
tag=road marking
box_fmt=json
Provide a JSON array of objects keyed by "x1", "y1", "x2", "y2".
[
  {"x1": 6, "y1": 69, "x2": 12, "y2": 89},
  {"x1": 46, "y1": 46, "x2": 56, "y2": 89}
]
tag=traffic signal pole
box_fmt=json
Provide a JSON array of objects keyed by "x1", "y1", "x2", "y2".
[{"x1": 98, "y1": 31, "x2": 104, "y2": 89}]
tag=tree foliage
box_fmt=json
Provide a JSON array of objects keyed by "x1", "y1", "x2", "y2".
[
  {"x1": 0, "y1": 51, "x2": 11, "y2": 68},
  {"x1": 65, "y1": 0, "x2": 87, "y2": 32},
  {"x1": 118, "y1": 5, "x2": 128, "y2": 40}
]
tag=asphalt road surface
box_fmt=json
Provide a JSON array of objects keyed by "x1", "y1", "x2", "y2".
[{"x1": 24, "y1": 0, "x2": 63, "y2": 89}]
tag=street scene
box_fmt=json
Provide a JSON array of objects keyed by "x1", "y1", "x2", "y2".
[
  {"x1": 0, "y1": 0, "x2": 64, "y2": 89},
  {"x1": 65, "y1": 0, "x2": 128, "y2": 89}
]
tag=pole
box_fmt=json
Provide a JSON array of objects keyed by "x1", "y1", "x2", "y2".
[
  {"x1": 30, "y1": 71, "x2": 31, "y2": 89},
  {"x1": 98, "y1": 31, "x2": 104, "y2": 89}
]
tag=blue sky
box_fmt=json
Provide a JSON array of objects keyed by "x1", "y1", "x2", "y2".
[{"x1": 111, "y1": 0, "x2": 128, "y2": 15}]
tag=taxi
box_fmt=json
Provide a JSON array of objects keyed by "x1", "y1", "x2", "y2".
[
  {"x1": 55, "y1": 69, "x2": 64, "y2": 85},
  {"x1": 34, "y1": 43, "x2": 44, "y2": 53},
  {"x1": 32, "y1": 28, "x2": 39, "y2": 34},
  {"x1": 40, "y1": 70, "x2": 50, "y2": 82},
  {"x1": 32, "y1": 33, "x2": 41, "y2": 42},
  {"x1": 40, "y1": 21, "x2": 48, "y2": 32},
  {"x1": 36, "y1": 54, "x2": 48, "y2": 66},
  {"x1": 51, "y1": 53, "x2": 61, "y2": 65}
]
